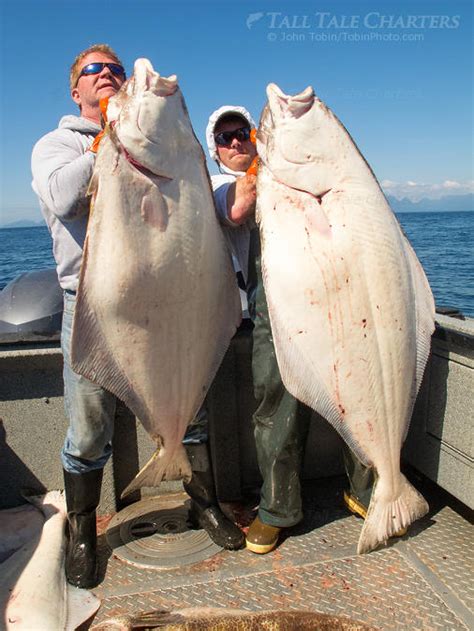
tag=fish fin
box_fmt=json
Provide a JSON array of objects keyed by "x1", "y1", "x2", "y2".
[
  {"x1": 127, "y1": 610, "x2": 186, "y2": 628},
  {"x1": 141, "y1": 187, "x2": 169, "y2": 230},
  {"x1": 357, "y1": 473, "x2": 428, "y2": 554},
  {"x1": 386, "y1": 233, "x2": 436, "y2": 444},
  {"x1": 65, "y1": 584, "x2": 101, "y2": 631},
  {"x1": 403, "y1": 235, "x2": 435, "y2": 408},
  {"x1": 162, "y1": 443, "x2": 193, "y2": 482},
  {"x1": 121, "y1": 443, "x2": 192, "y2": 498},
  {"x1": 71, "y1": 285, "x2": 146, "y2": 422},
  {"x1": 303, "y1": 200, "x2": 332, "y2": 236},
  {"x1": 87, "y1": 170, "x2": 99, "y2": 197}
]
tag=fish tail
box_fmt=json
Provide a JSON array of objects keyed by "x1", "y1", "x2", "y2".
[
  {"x1": 120, "y1": 444, "x2": 192, "y2": 498},
  {"x1": 357, "y1": 473, "x2": 428, "y2": 554}
]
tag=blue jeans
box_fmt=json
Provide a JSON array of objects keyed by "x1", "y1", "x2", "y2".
[{"x1": 61, "y1": 292, "x2": 116, "y2": 474}]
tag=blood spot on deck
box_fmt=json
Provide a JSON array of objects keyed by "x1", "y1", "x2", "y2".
[{"x1": 320, "y1": 574, "x2": 337, "y2": 589}]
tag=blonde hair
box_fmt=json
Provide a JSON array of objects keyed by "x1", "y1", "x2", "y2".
[{"x1": 70, "y1": 44, "x2": 123, "y2": 91}]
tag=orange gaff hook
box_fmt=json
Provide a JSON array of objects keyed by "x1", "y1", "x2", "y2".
[
  {"x1": 99, "y1": 97, "x2": 109, "y2": 127},
  {"x1": 247, "y1": 128, "x2": 259, "y2": 175}
]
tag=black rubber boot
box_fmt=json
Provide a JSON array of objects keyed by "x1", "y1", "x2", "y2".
[
  {"x1": 183, "y1": 443, "x2": 244, "y2": 550},
  {"x1": 63, "y1": 468, "x2": 103, "y2": 589}
]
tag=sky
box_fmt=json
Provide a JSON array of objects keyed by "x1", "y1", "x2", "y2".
[{"x1": 0, "y1": 0, "x2": 472, "y2": 224}]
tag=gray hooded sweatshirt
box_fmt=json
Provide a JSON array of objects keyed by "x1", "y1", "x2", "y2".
[{"x1": 31, "y1": 115, "x2": 100, "y2": 291}]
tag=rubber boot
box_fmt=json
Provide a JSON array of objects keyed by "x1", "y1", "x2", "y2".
[
  {"x1": 183, "y1": 443, "x2": 244, "y2": 550},
  {"x1": 246, "y1": 516, "x2": 281, "y2": 554},
  {"x1": 63, "y1": 468, "x2": 103, "y2": 589},
  {"x1": 341, "y1": 446, "x2": 407, "y2": 538}
]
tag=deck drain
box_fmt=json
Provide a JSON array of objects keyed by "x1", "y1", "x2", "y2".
[{"x1": 106, "y1": 494, "x2": 222, "y2": 569}]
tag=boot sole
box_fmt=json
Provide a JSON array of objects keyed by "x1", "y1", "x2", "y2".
[
  {"x1": 65, "y1": 567, "x2": 99, "y2": 590},
  {"x1": 246, "y1": 537, "x2": 278, "y2": 554},
  {"x1": 343, "y1": 490, "x2": 368, "y2": 519},
  {"x1": 188, "y1": 505, "x2": 245, "y2": 550}
]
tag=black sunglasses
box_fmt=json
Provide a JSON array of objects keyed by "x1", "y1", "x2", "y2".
[
  {"x1": 214, "y1": 126, "x2": 251, "y2": 147},
  {"x1": 77, "y1": 62, "x2": 126, "y2": 83}
]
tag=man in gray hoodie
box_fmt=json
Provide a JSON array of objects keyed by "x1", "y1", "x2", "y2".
[
  {"x1": 31, "y1": 46, "x2": 247, "y2": 588},
  {"x1": 31, "y1": 44, "x2": 126, "y2": 589}
]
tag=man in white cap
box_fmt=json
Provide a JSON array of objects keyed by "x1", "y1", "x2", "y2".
[{"x1": 206, "y1": 106, "x2": 313, "y2": 553}]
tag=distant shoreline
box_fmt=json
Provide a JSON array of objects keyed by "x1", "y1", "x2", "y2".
[
  {"x1": 0, "y1": 223, "x2": 46, "y2": 230},
  {"x1": 1, "y1": 208, "x2": 473, "y2": 230}
]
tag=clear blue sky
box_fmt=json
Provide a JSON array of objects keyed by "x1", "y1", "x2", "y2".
[{"x1": 0, "y1": 0, "x2": 472, "y2": 224}]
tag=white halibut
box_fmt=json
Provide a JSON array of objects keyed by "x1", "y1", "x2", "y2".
[
  {"x1": 0, "y1": 491, "x2": 100, "y2": 630},
  {"x1": 71, "y1": 59, "x2": 241, "y2": 496},
  {"x1": 256, "y1": 84, "x2": 435, "y2": 553}
]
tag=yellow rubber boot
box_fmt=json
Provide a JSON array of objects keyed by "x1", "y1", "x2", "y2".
[{"x1": 246, "y1": 516, "x2": 282, "y2": 554}]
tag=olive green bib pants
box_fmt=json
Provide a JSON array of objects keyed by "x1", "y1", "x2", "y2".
[{"x1": 248, "y1": 230, "x2": 373, "y2": 527}]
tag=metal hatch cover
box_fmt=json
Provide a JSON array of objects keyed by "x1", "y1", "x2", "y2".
[{"x1": 106, "y1": 495, "x2": 222, "y2": 569}]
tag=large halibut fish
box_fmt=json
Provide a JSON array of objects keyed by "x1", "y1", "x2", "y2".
[
  {"x1": 71, "y1": 59, "x2": 241, "y2": 496},
  {"x1": 256, "y1": 84, "x2": 435, "y2": 553}
]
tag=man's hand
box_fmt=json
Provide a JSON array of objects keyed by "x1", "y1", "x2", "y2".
[{"x1": 227, "y1": 173, "x2": 257, "y2": 224}]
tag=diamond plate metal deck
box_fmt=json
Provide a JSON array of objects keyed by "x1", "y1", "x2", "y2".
[{"x1": 88, "y1": 476, "x2": 473, "y2": 630}]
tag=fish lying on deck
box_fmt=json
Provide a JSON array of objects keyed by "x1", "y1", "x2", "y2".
[
  {"x1": 0, "y1": 491, "x2": 100, "y2": 630},
  {"x1": 71, "y1": 59, "x2": 241, "y2": 497},
  {"x1": 91, "y1": 607, "x2": 374, "y2": 630},
  {"x1": 256, "y1": 83, "x2": 435, "y2": 554},
  {"x1": 0, "y1": 503, "x2": 44, "y2": 563}
]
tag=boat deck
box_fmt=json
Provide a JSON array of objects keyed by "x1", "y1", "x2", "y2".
[{"x1": 87, "y1": 472, "x2": 473, "y2": 630}]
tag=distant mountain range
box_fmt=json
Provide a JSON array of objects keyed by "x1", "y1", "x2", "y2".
[
  {"x1": 0, "y1": 194, "x2": 473, "y2": 228},
  {"x1": 0, "y1": 219, "x2": 45, "y2": 229},
  {"x1": 387, "y1": 193, "x2": 473, "y2": 213}
]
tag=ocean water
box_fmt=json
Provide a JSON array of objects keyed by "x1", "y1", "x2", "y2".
[
  {"x1": 0, "y1": 211, "x2": 473, "y2": 317},
  {"x1": 397, "y1": 211, "x2": 474, "y2": 317}
]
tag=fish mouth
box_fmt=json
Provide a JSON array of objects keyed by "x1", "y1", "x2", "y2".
[
  {"x1": 267, "y1": 83, "x2": 314, "y2": 120},
  {"x1": 132, "y1": 58, "x2": 178, "y2": 97}
]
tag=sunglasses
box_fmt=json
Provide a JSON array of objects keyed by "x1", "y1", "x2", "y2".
[
  {"x1": 214, "y1": 126, "x2": 251, "y2": 147},
  {"x1": 77, "y1": 62, "x2": 126, "y2": 83}
]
